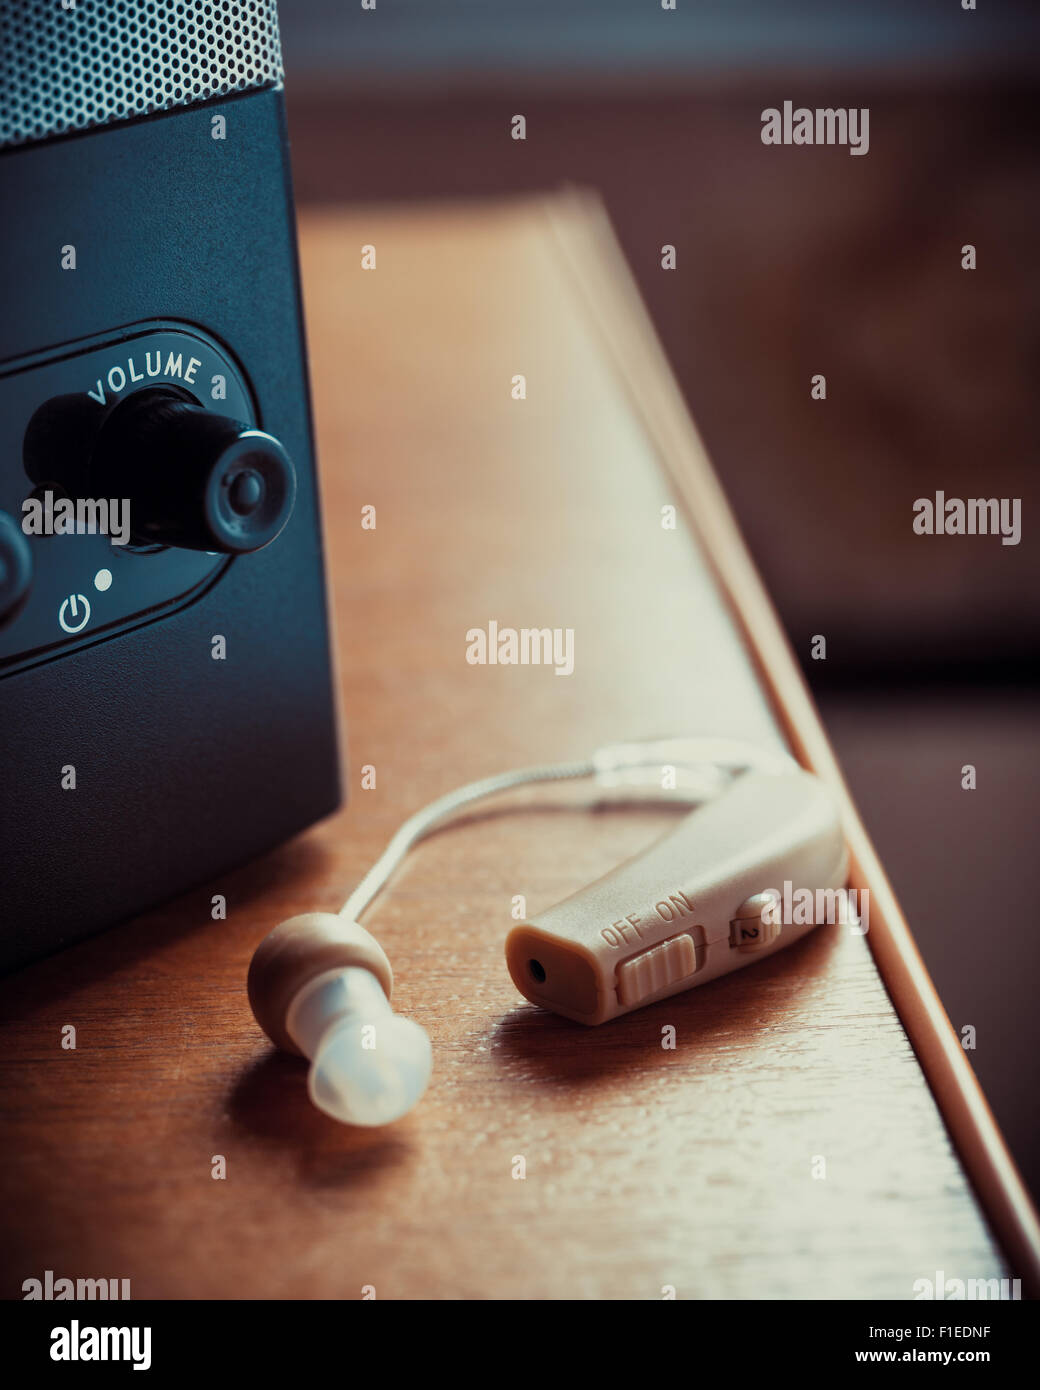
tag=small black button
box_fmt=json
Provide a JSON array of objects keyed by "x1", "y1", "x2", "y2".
[
  {"x1": 228, "y1": 469, "x2": 265, "y2": 517},
  {"x1": 0, "y1": 510, "x2": 33, "y2": 625}
]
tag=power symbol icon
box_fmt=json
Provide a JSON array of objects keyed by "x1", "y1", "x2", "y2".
[{"x1": 58, "y1": 592, "x2": 91, "y2": 634}]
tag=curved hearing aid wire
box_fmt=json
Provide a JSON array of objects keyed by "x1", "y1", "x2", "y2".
[
  {"x1": 247, "y1": 737, "x2": 848, "y2": 1127},
  {"x1": 338, "y1": 737, "x2": 799, "y2": 925}
]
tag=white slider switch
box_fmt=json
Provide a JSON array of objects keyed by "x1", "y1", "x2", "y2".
[{"x1": 617, "y1": 932, "x2": 701, "y2": 1007}]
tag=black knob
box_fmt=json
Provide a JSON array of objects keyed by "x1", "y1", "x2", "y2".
[
  {"x1": 0, "y1": 509, "x2": 33, "y2": 624},
  {"x1": 89, "y1": 388, "x2": 296, "y2": 553}
]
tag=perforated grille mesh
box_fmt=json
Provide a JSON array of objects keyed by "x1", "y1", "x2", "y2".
[{"x1": 0, "y1": 1, "x2": 283, "y2": 151}]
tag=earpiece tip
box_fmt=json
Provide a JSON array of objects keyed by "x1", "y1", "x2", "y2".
[{"x1": 308, "y1": 1015, "x2": 433, "y2": 1126}]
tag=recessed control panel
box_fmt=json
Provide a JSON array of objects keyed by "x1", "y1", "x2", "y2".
[{"x1": 0, "y1": 321, "x2": 293, "y2": 674}]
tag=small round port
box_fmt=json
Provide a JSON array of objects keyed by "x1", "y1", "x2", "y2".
[{"x1": 528, "y1": 959, "x2": 546, "y2": 984}]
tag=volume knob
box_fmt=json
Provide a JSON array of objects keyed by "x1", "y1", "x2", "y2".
[{"x1": 90, "y1": 388, "x2": 296, "y2": 553}]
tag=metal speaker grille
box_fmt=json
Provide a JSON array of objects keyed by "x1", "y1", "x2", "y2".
[{"x1": 0, "y1": 0, "x2": 283, "y2": 151}]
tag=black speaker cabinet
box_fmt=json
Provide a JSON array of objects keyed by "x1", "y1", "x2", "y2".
[{"x1": 0, "y1": 2, "x2": 341, "y2": 970}]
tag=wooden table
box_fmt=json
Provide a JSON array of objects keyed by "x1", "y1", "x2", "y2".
[{"x1": 0, "y1": 196, "x2": 1028, "y2": 1299}]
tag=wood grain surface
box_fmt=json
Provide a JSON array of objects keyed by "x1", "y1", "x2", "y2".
[{"x1": 0, "y1": 198, "x2": 1008, "y2": 1299}]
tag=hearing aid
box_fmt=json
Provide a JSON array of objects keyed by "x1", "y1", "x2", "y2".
[
  {"x1": 247, "y1": 739, "x2": 849, "y2": 1125},
  {"x1": 505, "y1": 765, "x2": 847, "y2": 1023}
]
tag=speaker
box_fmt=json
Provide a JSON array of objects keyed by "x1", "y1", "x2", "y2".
[{"x1": 0, "y1": 1, "x2": 342, "y2": 969}]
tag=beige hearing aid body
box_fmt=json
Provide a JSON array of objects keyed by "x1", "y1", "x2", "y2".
[{"x1": 507, "y1": 768, "x2": 848, "y2": 1024}]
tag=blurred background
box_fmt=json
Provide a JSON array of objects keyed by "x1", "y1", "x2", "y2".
[{"x1": 276, "y1": 1, "x2": 1040, "y2": 1196}]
